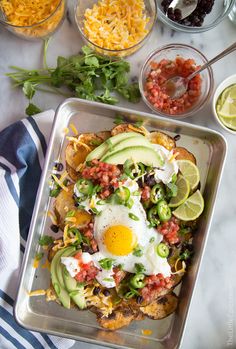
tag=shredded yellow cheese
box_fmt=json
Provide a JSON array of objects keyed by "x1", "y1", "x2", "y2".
[
  {"x1": 28, "y1": 289, "x2": 46, "y2": 297},
  {"x1": 41, "y1": 259, "x2": 51, "y2": 270},
  {"x1": 82, "y1": 0, "x2": 150, "y2": 51},
  {"x1": 169, "y1": 152, "x2": 179, "y2": 163},
  {"x1": 66, "y1": 136, "x2": 92, "y2": 152},
  {"x1": 51, "y1": 174, "x2": 68, "y2": 192},
  {"x1": 173, "y1": 258, "x2": 186, "y2": 274},
  {"x1": 47, "y1": 210, "x2": 58, "y2": 225},
  {"x1": 128, "y1": 124, "x2": 148, "y2": 136},
  {"x1": 69, "y1": 123, "x2": 79, "y2": 136},
  {"x1": 33, "y1": 258, "x2": 40, "y2": 269},
  {"x1": 141, "y1": 329, "x2": 153, "y2": 336},
  {"x1": 0, "y1": 0, "x2": 65, "y2": 38},
  {"x1": 63, "y1": 127, "x2": 69, "y2": 134}
]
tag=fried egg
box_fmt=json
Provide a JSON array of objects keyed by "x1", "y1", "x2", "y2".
[{"x1": 72, "y1": 178, "x2": 171, "y2": 288}]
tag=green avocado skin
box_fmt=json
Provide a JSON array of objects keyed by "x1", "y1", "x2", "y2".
[
  {"x1": 86, "y1": 132, "x2": 143, "y2": 161},
  {"x1": 51, "y1": 246, "x2": 87, "y2": 310}
]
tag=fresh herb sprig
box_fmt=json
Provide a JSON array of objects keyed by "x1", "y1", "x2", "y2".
[{"x1": 6, "y1": 44, "x2": 140, "y2": 116}]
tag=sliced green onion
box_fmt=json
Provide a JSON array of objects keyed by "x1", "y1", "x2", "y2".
[{"x1": 128, "y1": 212, "x2": 139, "y2": 221}]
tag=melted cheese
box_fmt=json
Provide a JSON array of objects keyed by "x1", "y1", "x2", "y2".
[{"x1": 83, "y1": 0, "x2": 150, "y2": 51}]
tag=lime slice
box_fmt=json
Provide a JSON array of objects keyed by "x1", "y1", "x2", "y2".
[
  {"x1": 169, "y1": 175, "x2": 190, "y2": 208},
  {"x1": 176, "y1": 159, "x2": 200, "y2": 191},
  {"x1": 172, "y1": 190, "x2": 204, "y2": 221},
  {"x1": 219, "y1": 115, "x2": 236, "y2": 131}
]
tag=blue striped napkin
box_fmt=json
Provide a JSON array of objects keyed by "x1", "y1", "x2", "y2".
[{"x1": 0, "y1": 111, "x2": 75, "y2": 349}]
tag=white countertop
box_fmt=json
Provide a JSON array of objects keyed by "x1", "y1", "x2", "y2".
[{"x1": 0, "y1": 3, "x2": 236, "y2": 349}]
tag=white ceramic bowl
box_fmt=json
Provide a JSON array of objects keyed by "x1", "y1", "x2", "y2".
[{"x1": 212, "y1": 74, "x2": 236, "y2": 135}]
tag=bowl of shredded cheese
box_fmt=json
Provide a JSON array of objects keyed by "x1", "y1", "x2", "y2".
[
  {"x1": 0, "y1": 0, "x2": 66, "y2": 40},
  {"x1": 75, "y1": 0, "x2": 157, "y2": 57}
]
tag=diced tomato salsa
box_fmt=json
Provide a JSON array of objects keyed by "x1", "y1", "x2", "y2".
[{"x1": 144, "y1": 57, "x2": 202, "y2": 115}]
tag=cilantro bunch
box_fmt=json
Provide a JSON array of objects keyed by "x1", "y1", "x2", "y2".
[{"x1": 6, "y1": 45, "x2": 140, "y2": 116}]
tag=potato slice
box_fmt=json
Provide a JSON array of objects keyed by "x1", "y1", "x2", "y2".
[
  {"x1": 173, "y1": 147, "x2": 196, "y2": 164},
  {"x1": 54, "y1": 184, "x2": 91, "y2": 230},
  {"x1": 140, "y1": 293, "x2": 178, "y2": 320},
  {"x1": 97, "y1": 305, "x2": 134, "y2": 330},
  {"x1": 97, "y1": 130, "x2": 111, "y2": 141},
  {"x1": 65, "y1": 133, "x2": 103, "y2": 172},
  {"x1": 66, "y1": 163, "x2": 79, "y2": 182},
  {"x1": 149, "y1": 131, "x2": 176, "y2": 151},
  {"x1": 111, "y1": 123, "x2": 148, "y2": 136}
]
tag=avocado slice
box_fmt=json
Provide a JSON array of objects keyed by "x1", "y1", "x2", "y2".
[
  {"x1": 86, "y1": 132, "x2": 143, "y2": 162},
  {"x1": 50, "y1": 246, "x2": 75, "y2": 309},
  {"x1": 56, "y1": 247, "x2": 76, "y2": 289},
  {"x1": 101, "y1": 135, "x2": 154, "y2": 160},
  {"x1": 69, "y1": 286, "x2": 87, "y2": 310},
  {"x1": 62, "y1": 265, "x2": 87, "y2": 310},
  {"x1": 102, "y1": 146, "x2": 164, "y2": 167}
]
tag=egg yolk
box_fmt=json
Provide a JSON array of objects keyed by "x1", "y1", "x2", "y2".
[{"x1": 103, "y1": 225, "x2": 137, "y2": 256}]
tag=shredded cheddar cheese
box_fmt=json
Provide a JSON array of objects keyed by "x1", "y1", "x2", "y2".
[
  {"x1": 0, "y1": 0, "x2": 65, "y2": 38},
  {"x1": 47, "y1": 210, "x2": 58, "y2": 225},
  {"x1": 66, "y1": 136, "x2": 92, "y2": 152},
  {"x1": 69, "y1": 123, "x2": 79, "y2": 136},
  {"x1": 128, "y1": 124, "x2": 148, "y2": 136},
  {"x1": 51, "y1": 173, "x2": 69, "y2": 192},
  {"x1": 173, "y1": 258, "x2": 186, "y2": 274},
  {"x1": 41, "y1": 259, "x2": 51, "y2": 270},
  {"x1": 141, "y1": 329, "x2": 153, "y2": 336},
  {"x1": 169, "y1": 152, "x2": 179, "y2": 163},
  {"x1": 28, "y1": 289, "x2": 46, "y2": 297},
  {"x1": 33, "y1": 258, "x2": 40, "y2": 269},
  {"x1": 83, "y1": 0, "x2": 150, "y2": 51}
]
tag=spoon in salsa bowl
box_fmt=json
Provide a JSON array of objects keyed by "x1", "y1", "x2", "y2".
[{"x1": 164, "y1": 42, "x2": 236, "y2": 99}]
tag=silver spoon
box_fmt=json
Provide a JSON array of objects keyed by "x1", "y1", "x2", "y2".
[
  {"x1": 167, "y1": 0, "x2": 198, "y2": 20},
  {"x1": 164, "y1": 42, "x2": 236, "y2": 100}
]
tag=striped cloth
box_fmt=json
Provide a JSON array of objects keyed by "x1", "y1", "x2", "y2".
[{"x1": 0, "y1": 111, "x2": 75, "y2": 349}]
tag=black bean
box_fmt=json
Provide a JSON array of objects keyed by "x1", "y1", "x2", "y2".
[
  {"x1": 55, "y1": 162, "x2": 64, "y2": 172},
  {"x1": 93, "y1": 286, "x2": 101, "y2": 295},
  {"x1": 174, "y1": 134, "x2": 181, "y2": 142},
  {"x1": 81, "y1": 244, "x2": 94, "y2": 254},
  {"x1": 50, "y1": 224, "x2": 59, "y2": 233},
  {"x1": 136, "y1": 295, "x2": 144, "y2": 304},
  {"x1": 103, "y1": 289, "x2": 110, "y2": 297},
  {"x1": 144, "y1": 174, "x2": 156, "y2": 187}
]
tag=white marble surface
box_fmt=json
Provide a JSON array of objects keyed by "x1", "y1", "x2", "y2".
[{"x1": 1, "y1": 2, "x2": 236, "y2": 349}]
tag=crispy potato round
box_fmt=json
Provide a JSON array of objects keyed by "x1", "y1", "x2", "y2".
[
  {"x1": 111, "y1": 123, "x2": 147, "y2": 136},
  {"x1": 54, "y1": 185, "x2": 91, "y2": 230},
  {"x1": 173, "y1": 147, "x2": 196, "y2": 164},
  {"x1": 97, "y1": 305, "x2": 134, "y2": 330},
  {"x1": 97, "y1": 130, "x2": 111, "y2": 141},
  {"x1": 140, "y1": 293, "x2": 178, "y2": 320},
  {"x1": 65, "y1": 133, "x2": 103, "y2": 172},
  {"x1": 66, "y1": 163, "x2": 79, "y2": 182},
  {"x1": 149, "y1": 131, "x2": 176, "y2": 151}
]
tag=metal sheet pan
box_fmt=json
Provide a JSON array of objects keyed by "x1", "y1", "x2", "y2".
[{"x1": 14, "y1": 98, "x2": 227, "y2": 349}]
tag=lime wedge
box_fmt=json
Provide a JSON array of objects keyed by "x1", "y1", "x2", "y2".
[
  {"x1": 219, "y1": 115, "x2": 236, "y2": 131},
  {"x1": 169, "y1": 175, "x2": 190, "y2": 208},
  {"x1": 172, "y1": 190, "x2": 204, "y2": 221},
  {"x1": 217, "y1": 84, "x2": 236, "y2": 118},
  {"x1": 176, "y1": 159, "x2": 200, "y2": 191},
  {"x1": 217, "y1": 99, "x2": 236, "y2": 118}
]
